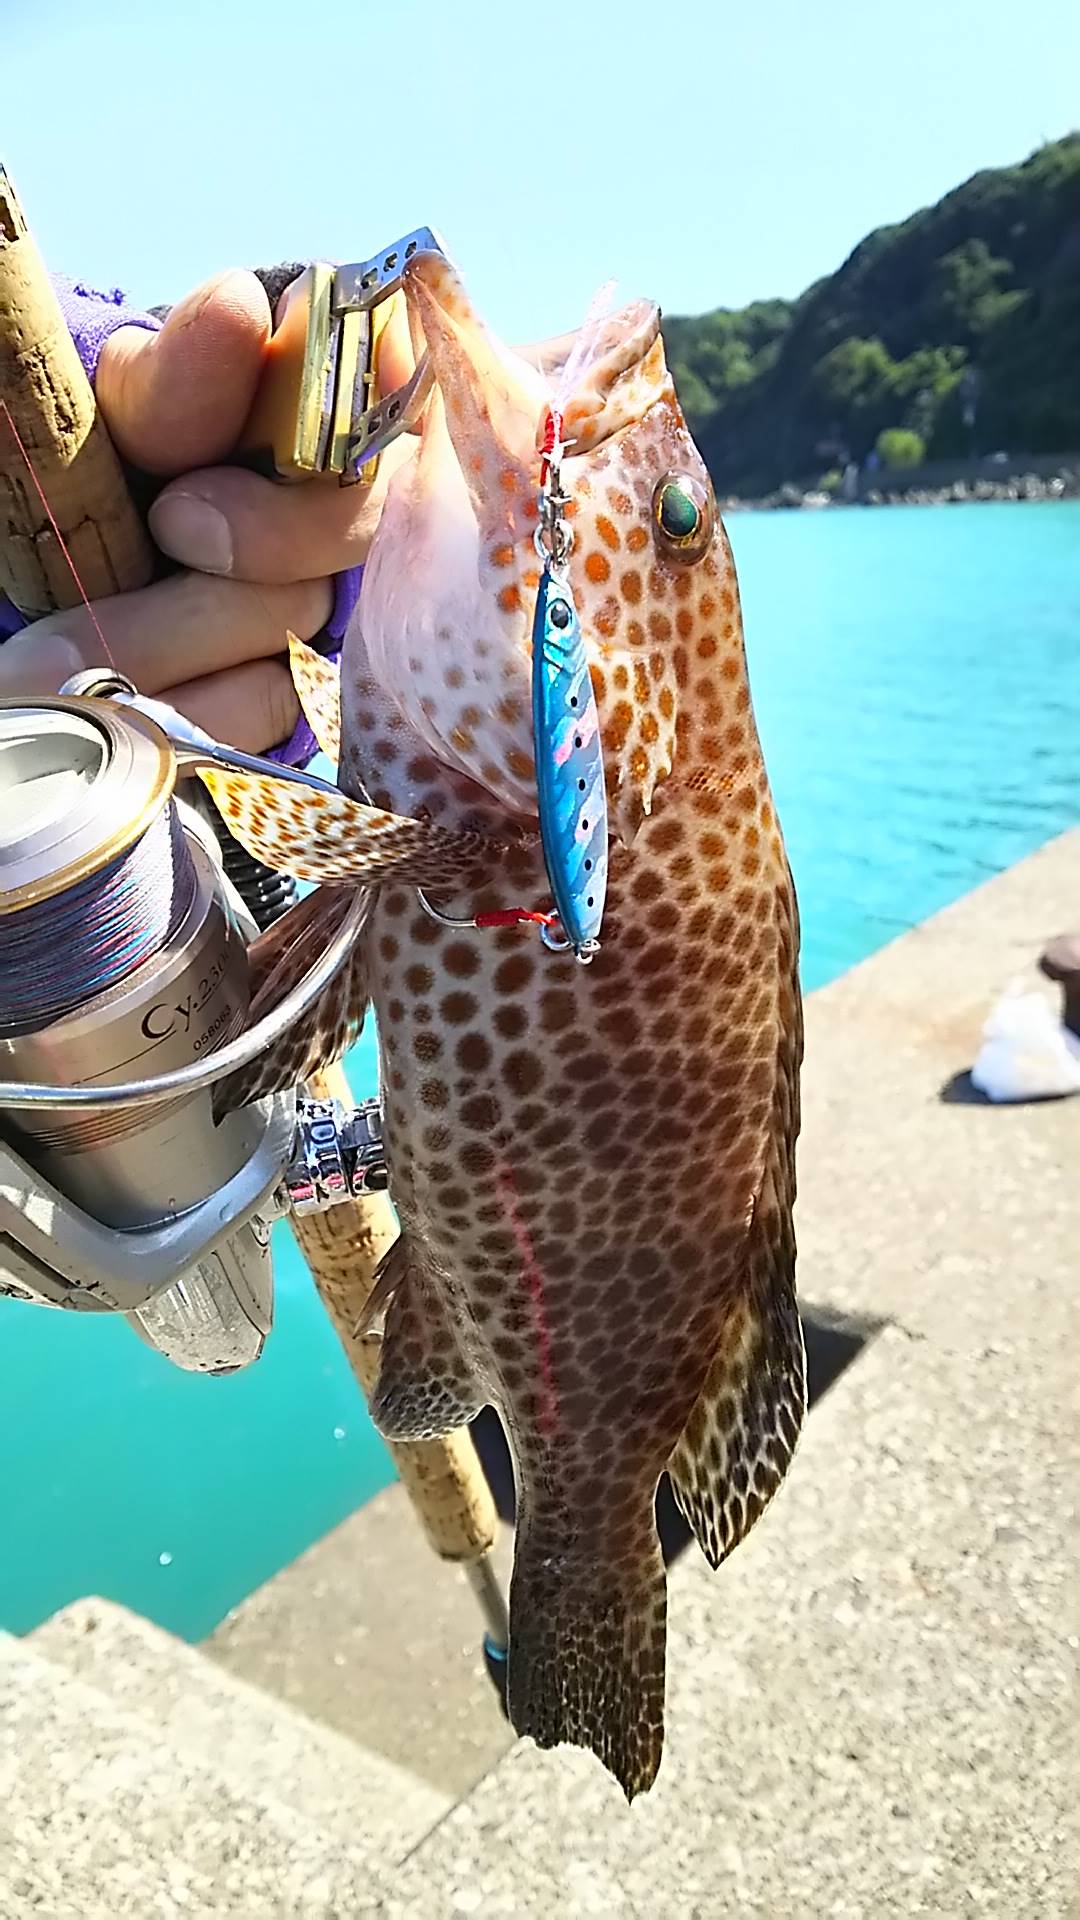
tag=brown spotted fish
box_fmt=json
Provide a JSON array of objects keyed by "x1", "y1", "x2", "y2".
[{"x1": 202, "y1": 251, "x2": 805, "y2": 1800}]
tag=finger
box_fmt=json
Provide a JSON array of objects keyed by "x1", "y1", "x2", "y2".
[
  {"x1": 375, "y1": 292, "x2": 417, "y2": 400},
  {"x1": 0, "y1": 572, "x2": 333, "y2": 699},
  {"x1": 167, "y1": 658, "x2": 300, "y2": 756},
  {"x1": 148, "y1": 431, "x2": 416, "y2": 581},
  {"x1": 96, "y1": 271, "x2": 272, "y2": 475}
]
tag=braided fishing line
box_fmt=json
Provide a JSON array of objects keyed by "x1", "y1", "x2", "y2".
[
  {"x1": 0, "y1": 806, "x2": 196, "y2": 1031},
  {"x1": 0, "y1": 401, "x2": 120, "y2": 675}
]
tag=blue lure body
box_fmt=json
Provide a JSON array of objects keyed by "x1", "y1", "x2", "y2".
[{"x1": 530, "y1": 559, "x2": 609, "y2": 958}]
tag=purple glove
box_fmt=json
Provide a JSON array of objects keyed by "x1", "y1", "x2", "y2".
[{"x1": 1, "y1": 273, "x2": 357, "y2": 767}]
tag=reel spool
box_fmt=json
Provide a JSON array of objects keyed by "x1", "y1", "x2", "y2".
[{"x1": 0, "y1": 694, "x2": 292, "y2": 1371}]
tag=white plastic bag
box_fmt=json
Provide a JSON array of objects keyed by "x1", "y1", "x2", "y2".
[{"x1": 970, "y1": 988, "x2": 1080, "y2": 1102}]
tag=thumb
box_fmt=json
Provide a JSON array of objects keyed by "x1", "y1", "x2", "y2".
[{"x1": 95, "y1": 270, "x2": 271, "y2": 476}]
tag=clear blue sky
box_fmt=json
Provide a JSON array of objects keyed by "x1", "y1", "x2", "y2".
[{"x1": 6, "y1": 0, "x2": 1077, "y2": 342}]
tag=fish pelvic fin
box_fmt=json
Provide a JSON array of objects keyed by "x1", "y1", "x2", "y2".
[
  {"x1": 369, "y1": 1237, "x2": 485, "y2": 1441},
  {"x1": 507, "y1": 1492, "x2": 667, "y2": 1802},
  {"x1": 213, "y1": 887, "x2": 369, "y2": 1116},
  {"x1": 288, "y1": 631, "x2": 341, "y2": 764},
  {"x1": 197, "y1": 766, "x2": 506, "y2": 889}
]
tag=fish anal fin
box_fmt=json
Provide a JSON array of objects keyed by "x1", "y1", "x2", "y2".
[
  {"x1": 370, "y1": 1240, "x2": 484, "y2": 1441},
  {"x1": 288, "y1": 631, "x2": 341, "y2": 764},
  {"x1": 668, "y1": 1248, "x2": 805, "y2": 1571},
  {"x1": 213, "y1": 887, "x2": 369, "y2": 1116},
  {"x1": 508, "y1": 1490, "x2": 667, "y2": 1802}
]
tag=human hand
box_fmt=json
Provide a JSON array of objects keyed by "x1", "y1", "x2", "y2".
[{"x1": 0, "y1": 269, "x2": 414, "y2": 753}]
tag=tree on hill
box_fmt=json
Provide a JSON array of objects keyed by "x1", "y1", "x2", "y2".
[{"x1": 668, "y1": 134, "x2": 1080, "y2": 492}]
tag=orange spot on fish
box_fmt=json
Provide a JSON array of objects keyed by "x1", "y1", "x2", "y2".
[
  {"x1": 491, "y1": 543, "x2": 514, "y2": 569},
  {"x1": 627, "y1": 525, "x2": 648, "y2": 553},
  {"x1": 585, "y1": 551, "x2": 610, "y2": 584},
  {"x1": 498, "y1": 585, "x2": 522, "y2": 614},
  {"x1": 596, "y1": 514, "x2": 620, "y2": 551},
  {"x1": 499, "y1": 468, "x2": 518, "y2": 494}
]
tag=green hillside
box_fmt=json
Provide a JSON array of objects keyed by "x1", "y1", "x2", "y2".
[{"x1": 666, "y1": 135, "x2": 1080, "y2": 494}]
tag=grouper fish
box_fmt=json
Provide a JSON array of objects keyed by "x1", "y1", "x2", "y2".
[{"x1": 200, "y1": 250, "x2": 805, "y2": 1800}]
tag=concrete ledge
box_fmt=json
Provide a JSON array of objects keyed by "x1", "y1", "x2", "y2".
[
  {"x1": 0, "y1": 1632, "x2": 389, "y2": 1915},
  {"x1": 33, "y1": 1597, "x2": 449, "y2": 1868}
]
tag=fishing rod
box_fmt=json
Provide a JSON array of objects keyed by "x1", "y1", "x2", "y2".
[{"x1": 0, "y1": 167, "x2": 509, "y2": 1684}]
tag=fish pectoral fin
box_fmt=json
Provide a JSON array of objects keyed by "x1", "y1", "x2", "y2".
[
  {"x1": 667, "y1": 1228, "x2": 806, "y2": 1571},
  {"x1": 288, "y1": 631, "x2": 341, "y2": 764},
  {"x1": 197, "y1": 765, "x2": 500, "y2": 888},
  {"x1": 508, "y1": 1491, "x2": 667, "y2": 1802},
  {"x1": 369, "y1": 1240, "x2": 485, "y2": 1441},
  {"x1": 213, "y1": 887, "x2": 370, "y2": 1116}
]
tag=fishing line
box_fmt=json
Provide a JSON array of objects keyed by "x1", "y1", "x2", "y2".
[
  {"x1": 0, "y1": 401, "x2": 119, "y2": 673},
  {"x1": 0, "y1": 804, "x2": 197, "y2": 1032}
]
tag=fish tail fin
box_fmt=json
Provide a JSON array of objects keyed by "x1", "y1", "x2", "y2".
[{"x1": 507, "y1": 1493, "x2": 667, "y2": 1801}]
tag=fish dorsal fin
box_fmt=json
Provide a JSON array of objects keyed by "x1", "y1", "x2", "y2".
[
  {"x1": 197, "y1": 766, "x2": 507, "y2": 888},
  {"x1": 288, "y1": 632, "x2": 341, "y2": 764},
  {"x1": 213, "y1": 887, "x2": 370, "y2": 1115}
]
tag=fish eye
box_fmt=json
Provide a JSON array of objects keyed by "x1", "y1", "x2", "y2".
[{"x1": 652, "y1": 473, "x2": 714, "y2": 563}]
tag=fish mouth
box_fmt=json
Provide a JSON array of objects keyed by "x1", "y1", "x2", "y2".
[
  {"x1": 403, "y1": 251, "x2": 663, "y2": 462},
  {"x1": 360, "y1": 252, "x2": 668, "y2": 820}
]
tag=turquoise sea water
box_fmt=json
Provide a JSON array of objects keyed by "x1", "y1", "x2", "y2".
[{"x1": 2, "y1": 500, "x2": 1077, "y2": 1640}]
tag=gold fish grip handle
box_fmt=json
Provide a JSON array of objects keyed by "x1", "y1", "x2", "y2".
[
  {"x1": 236, "y1": 262, "x2": 420, "y2": 486},
  {"x1": 236, "y1": 264, "x2": 361, "y2": 484}
]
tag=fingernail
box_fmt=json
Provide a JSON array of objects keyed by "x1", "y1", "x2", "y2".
[{"x1": 150, "y1": 493, "x2": 233, "y2": 574}]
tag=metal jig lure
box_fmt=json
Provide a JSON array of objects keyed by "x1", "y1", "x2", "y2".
[{"x1": 531, "y1": 408, "x2": 609, "y2": 962}]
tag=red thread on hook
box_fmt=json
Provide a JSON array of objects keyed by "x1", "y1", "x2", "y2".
[
  {"x1": 1, "y1": 401, "x2": 118, "y2": 671},
  {"x1": 472, "y1": 907, "x2": 559, "y2": 931},
  {"x1": 538, "y1": 406, "x2": 562, "y2": 487}
]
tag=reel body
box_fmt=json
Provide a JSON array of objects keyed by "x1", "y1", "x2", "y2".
[{"x1": 0, "y1": 694, "x2": 379, "y2": 1375}]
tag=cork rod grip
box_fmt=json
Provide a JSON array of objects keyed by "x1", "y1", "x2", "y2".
[
  {"x1": 0, "y1": 165, "x2": 154, "y2": 617},
  {"x1": 293, "y1": 1064, "x2": 499, "y2": 1564}
]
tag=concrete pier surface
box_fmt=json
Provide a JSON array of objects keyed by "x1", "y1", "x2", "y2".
[{"x1": 5, "y1": 830, "x2": 1077, "y2": 1915}]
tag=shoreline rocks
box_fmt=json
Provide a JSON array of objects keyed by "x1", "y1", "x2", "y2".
[{"x1": 723, "y1": 467, "x2": 1080, "y2": 512}]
